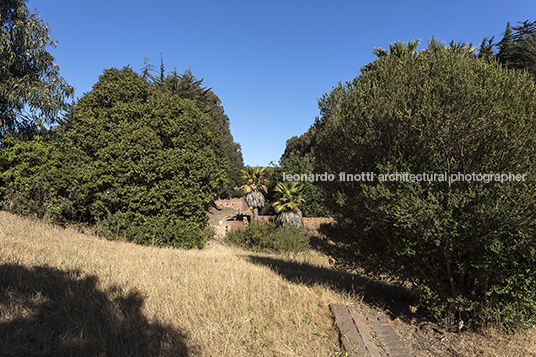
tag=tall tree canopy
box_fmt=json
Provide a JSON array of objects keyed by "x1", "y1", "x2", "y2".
[
  {"x1": 314, "y1": 39, "x2": 536, "y2": 331},
  {"x1": 60, "y1": 66, "x2": 228, "y2": 247},
  {"x1": 478, "y1": 20, "x2": 536, "y2": 78},
  {"x1": 279, "y1": 126, "x2": 314, "y2": 163},
  {"x1": 1, "y1": 66, "x2": 228, "y2": 248},
  {"x1": 0, "y1": 0, "x2": 73, "y2": 138},
  {"x1": 278, "y1": 126, "x2": 328, "y2": 217},
  {"x1": 142, "y1": 60, "x2": 244, "y2": 170}
]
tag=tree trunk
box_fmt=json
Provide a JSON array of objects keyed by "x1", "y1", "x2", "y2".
[
  {"x1": 276, "y1": 209, "x2": 303, "y2": 228},
  {"x1": 245, "y1": 191, "x2": 264, "y2": 221}
]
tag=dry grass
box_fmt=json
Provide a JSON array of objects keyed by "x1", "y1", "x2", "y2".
[
  {"x1": 2, "y1": 211, "x2": 536, "y2": 356},
  {"x1": 0, "y1": 211, "x2": 349, "y2": 356}
]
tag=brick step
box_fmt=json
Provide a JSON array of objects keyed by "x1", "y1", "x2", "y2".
[{"x1": 329, "y1": 303, "x2": 413, "y2": 357}]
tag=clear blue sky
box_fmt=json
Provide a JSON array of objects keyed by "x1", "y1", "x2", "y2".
[{"x1": 29, "y1": 0, "x2": 535, "y2": 166}]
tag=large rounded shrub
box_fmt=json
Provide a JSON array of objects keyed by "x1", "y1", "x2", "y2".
[
  {"x1": 61, "y1": 67, "x2": 228, "y2": 248},
  {"x1": 314, "y1": 42, "x2": 536, "y2": 331}
]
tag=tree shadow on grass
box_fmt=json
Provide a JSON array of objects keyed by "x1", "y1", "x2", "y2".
[
  {"x1": 244, "y1": 253, "x2": 420, "y2": 322},
  {"x1": 0, "y1": 263, "x2": 198, "y2": 357}
]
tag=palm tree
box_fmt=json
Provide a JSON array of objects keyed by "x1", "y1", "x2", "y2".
[
  {"x1": 272, "y1": 181, "x2": 305, "y2": 228},
  {"x1": 372, "y1": 39, "x2": 421, "y2": 58},
  {"x1": 361, "y1": 39, "x2": 422, "y2": 74},
  {"x1": 241, "y1": 166, "x2": 268, "y2": 221}
]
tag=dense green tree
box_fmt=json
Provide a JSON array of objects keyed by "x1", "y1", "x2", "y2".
[
  {"x1": 142, "y1": 59, "x2": 244, "y2": 170},
  {"x1": 279, "y1": 127, "x2": 328, "y2": 218},
  {"x1": 0, "y1": 134, "x2": 67, "y2": 219},
  {"x1": 278, "y1": 153, "x2": 327, "y2": 217},
  {"x1": 314, "y1": 40, "x2": 536, "y2": 331},
  {"x1": 485, "y1": 20, "x2": 536, "y2": 78},
  {"x1": 217, "y1": 168, "x2": 246, "y2": 199},
  {"x1": 59, "y1": 66, "x2": 227, "y2": 247},
  {"x1": 0, "y1": 0, "x2": 73, "y2": 139},
  {"x1": 508, "y1": 20, "x2": 536, "y2": 76},
  {"x1": 280, "y1": 126, "x2": 314, "y2": 162}
]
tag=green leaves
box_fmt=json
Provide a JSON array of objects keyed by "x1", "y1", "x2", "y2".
[
  {"x1": 225, "y1": 221, "x2": 310, "y2": 253},
  {"x1": 272, "y1": 182, "x2": 305, "y2": 213},
  {"x1": 314, "y1": 39, "x2": 536, "y2": 331},
  {"x1": 1, "y1": 0, "x2": 73, "y2": 137},
  {"x1": 241, "y1": 166, "x2": 269, "y2": 194},
  {"x1": 58, "y1": 67, "x2": 228, "y2": 247}
]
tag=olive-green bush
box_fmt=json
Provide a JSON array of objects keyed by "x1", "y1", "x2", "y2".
[
  {"x1": 314, "y1": 41, "x2": 536, "y2": 331},
  {"x1": 226, "y1": 221, "x2": 310, "y2": 253},
  {"x1": 0, "y1": 135, "x2": 69, "y2": 221}
]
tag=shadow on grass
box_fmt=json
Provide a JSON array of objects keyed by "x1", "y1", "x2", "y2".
[
  {"x1": 0, "y1": 263, "x2": 197, "y2": 357},
  {"x1": 244, "y1": 253, "x2": 419, "y2": 321}
]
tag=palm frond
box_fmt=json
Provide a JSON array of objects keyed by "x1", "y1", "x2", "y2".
[{"x1": 272, "y1": 182, "x2": 305, "y2": 213}]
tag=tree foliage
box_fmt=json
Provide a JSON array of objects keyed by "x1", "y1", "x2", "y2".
[
  {"x1": 497, "y1": 20, "x2": 536, "y2": 75},
  {"x1": 60, "y1": 67, "x2": 227, "y2": 247},
  {"x1": 0, "y1": 0, "x2": 73, "y2": 138},
  {"x1": 280, "y1": 126, "x2": 314, "y2": 162},
  {"x1": 142, "y1": 59, "x2": 244, "y2": 171},
  {"x1": 478, "y1": 20, "x2": 536, "y2": 79},
  {"x1": 314, "y1": 40, "x2": 536, "y2": 331},
  {"x1": 279, "y1": 127, "x2": 328, "y2": 217},
  {"x1": 1, "y1": 66, "x2": 228, "y2": 248},
  {"x1": 0, "y1": 134, "x2": 70, "y2": 219}
]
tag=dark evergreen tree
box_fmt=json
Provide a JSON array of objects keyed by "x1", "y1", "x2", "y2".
[
  {"x1": 477, "y1": 36, "x2": 495, "y2": 60},
  {"x1": 496, "y1": 20, "x2": 536, "y2": 78},
  {"x1": 141, "y1": 59, "x2": 244, "y2": 170},
  {"x1": 280, "y1": 126, "x2": 314, "y2": 162}
]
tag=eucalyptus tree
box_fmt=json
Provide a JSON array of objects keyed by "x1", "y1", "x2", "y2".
[{"x1": 0, "y1": 0, "x2": 73, "y2": 139}]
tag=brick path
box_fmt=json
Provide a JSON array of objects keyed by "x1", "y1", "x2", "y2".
[{"x1": 329, "y1": 304, "x2": 413, "y2": 357}]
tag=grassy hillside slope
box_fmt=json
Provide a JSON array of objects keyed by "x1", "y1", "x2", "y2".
[
  {"x1": 1, "y1": 211, "x2": 535, "y2": 356},
  {"x1": 0, "y1": 211, "x2": 344, "y2": 356}
]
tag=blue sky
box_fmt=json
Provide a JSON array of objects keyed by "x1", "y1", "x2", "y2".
[{"x1": 29, "y1": 0, "x2": 535, "y2": 166}]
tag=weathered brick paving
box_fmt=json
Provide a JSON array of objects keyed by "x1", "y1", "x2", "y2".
[{"x1": 330, "y1": 303, "x2": 414, "y2": 357}]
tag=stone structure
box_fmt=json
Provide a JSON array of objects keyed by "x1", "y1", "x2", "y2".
[
  {"x1": 212, "y1": 216, "x2": 335, "y2": 239},
  {"x1": 214, "y1": 197, "x2": 248, "y2": 211}
]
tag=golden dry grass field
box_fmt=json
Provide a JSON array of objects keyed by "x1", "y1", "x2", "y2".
[
  {"x1": 1, "y1": 211, "x2": 535, "y2": 356},
  {"x1": 0, "y1": 211, "x2": 348, "y2": 356}
]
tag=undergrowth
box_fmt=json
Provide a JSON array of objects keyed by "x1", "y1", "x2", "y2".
[{"x1": 225, "y1": 221, "x2": 310, "y2": 253}]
